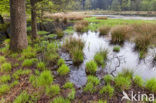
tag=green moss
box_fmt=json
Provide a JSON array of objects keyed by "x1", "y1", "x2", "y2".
[
  {"x1": 86, "y1": 60, "x2": 98, "y2": 75},
  {"x1": 83, "y1": 82, "x2": 94, "y2": 93},
  {"x1": 146, "y1": 78, "x2": 156, "y2": 93},
  {"x1": 1, "y1": 62, "x2": 12, "y2": 72},
  {"x1": 63, "y1": 82, "x2": 74, "y2": 89},
  {"x1": 57, "y1": 64, "x2": 70, "y2": 76},
  {"x1": 46, "y1": 84, "x2": 60, "y2": 97},
  {"x1": 87, "y1": 75, "x2": 100, "y2": 86},
  {"x1": 67, "y1": 88, "x2": 76, "y2": 100},
  {"x1": 99, "y1": 84, "x2": 114, "y2": 98},
  {"x1": 0, "y1": 56, "x2": 6, "y2": 64},
  {"x1": 133, "y1": 75, "x2": 144, "y2": 87},
  {"x1": 103, "y1": 74, "x2": 114, "y2": 84},
  {"x1": 13, "y1": 69, "x2": 32, "y2": 79},
  {"x1": 22, "y1": 59, "x2": 35, "y2": 67}
]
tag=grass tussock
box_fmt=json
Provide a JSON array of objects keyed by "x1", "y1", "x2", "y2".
[
  {"x1": 55, "y1": 28, "x2": 64, "y2": 38},
  {"x1": 96, "y1": 16, "x2": 108, "y2": 20},
  {"x1": 99, "y1": 26, "x2": 111, "y2": 35},
  {"x1": 74, "y1": 20, "x2": 89, "y2": 32}
]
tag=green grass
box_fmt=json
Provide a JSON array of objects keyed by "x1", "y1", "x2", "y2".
[
  {"x1": 99, "y1": 84, "x2": 114, "y2": 98},
  {"x1": 133, "y1": 75, "x2": 144, "y2": 87},
  {"x1": 83, "y1": 82, "x2": 95, "y2": 93},
  {"x1": 94, "y1": 50, "x2": 107, "y2": 67},
  {"x1": 0, "y1": 75, "x2": 11, "y2": 83},
  {"x1": 145, "y1": 78, "x2": 156, "y2": 93},
  {"x1": 46, "y1": 84, "x2": 60, "y2": 97},
  {"x1": 13, "y1": 69, "x2": 32, "y2": 79},
  {"x1": 63, "y1": 82, "x2": 74, "y2": 89},
  {"x1": 86, "y1": 60, "x2": 98, "y2": 75},
  {"x1": 113, "y1": 46, "x2": 120, "y2": 52},
  {"x1": 51, "y1": 96, "x2": 70, "y2": 103},
  {"x1": 57, "y1": 64, "x2": 70, "y2": 76},
  {"x1": 37, "y1": 61, "x2": 46, "y2": 70},
  {"x1": 103, "y1": 74, "x2": 114, "y2": 84},
  {"x1": 13, "y1": 91, "x2": 30, "y2": 103},
  {"x1": 0, "y1": 84, "x2": 10, "y2": 96},
  {"x1": 57, "y1": 58, "x2": 65, "y2": 66},
  {"x1": 67, "y1": 88, "x2": 76, "y2": 100},
  {"x1": 64, "y1": 26, "x2": 74, "y2": 34},
  {"x1": 87, "y1": 75, "x2": 100, "y2": 86},
  {"x1": 22, "y1": 59, "x2": 35, "y2": 67},
  {"x1": 1, "y1": 63, "x2": 12, "y2": 72}
]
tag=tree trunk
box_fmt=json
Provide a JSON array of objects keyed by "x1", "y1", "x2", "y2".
[
  {"x1": 10, "y1": 0, "x2": 28, "y2": 51},
  {"x1": 30, "y1": 0, "x2": 38, "y2": 39},
  {"x1": 0, "y1": 14, "x2": 4, "y2": 24}
]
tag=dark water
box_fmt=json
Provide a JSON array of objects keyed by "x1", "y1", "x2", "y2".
[
  {"x1": 60, "y1": 31, "x2": 156, "y2": 87},
  {"x1": 92, "y1": 14, "x2": 156, "y2": 20}
]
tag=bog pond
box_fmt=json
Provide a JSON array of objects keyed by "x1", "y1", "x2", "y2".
[{"x1": 60, "y1": 31, "x2": 156, "y2": 87}]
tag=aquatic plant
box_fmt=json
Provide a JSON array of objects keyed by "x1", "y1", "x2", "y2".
[
  {"x1": 1, "y1": 63, "x2": 12, "y2": 72},
  {"x1": 133, "y1": 75, "x2": 144, "y2": 87},
  {"x1": 99, "y1": 84, "x2": 114, "y2": 98},
  {"x1": 114, "y1": 75, "x2": 131, "y2": 90},
  {"x1": 139, "y1": 51, "x2": 146, "y2": 59},
  {"x1": 96, "y1": 16, "x2": 108, "y2": 20},
  {"x1": 85, "y1": 60, "x2": 98, "y2": 75},
  {"x1": 57, "y1": 64, "x2": 70, "y2": 76},
  {"x1": 57, "y1": 58, "x2": 65, "y2": 66},
  {"x1": 94, "y1": 50, "x2": 107, "y2": 67},
  {"x1": 119, "y1": 69, "x2": 134, "y2": 79},
  {"x1": 38, "y1": 70, "x2": 53, "y2": 87},
  {"x1": 113, "y1": 46, "x2": 120, "y2": 52},
  {"x1": 74, "y1": 20, "x2": 89, "y2": 32},
  {"x1": 56, "y1": 28, "x2": 64, "y2": 38},
  {"x1": 103, "y1": 74, "x2": 114, "y2": 84},
  {"x1": 145, "y1": 78, "x2": 156, "y2": 93},
  {"x1": 13, "y1": 91, "x2": 30, "y2": 103},
  {"x1": 83, "y1": 82, "x2": 95, "y2": 93},
  {"x1": 37, "y1": 61, "x2": 46, "y2": 70},
  {"x1": 0, "y1": 84, "x2": 10, "y2": 96},
  {"x1": 99, "y1": 26, "x2": 110, "y2": 35},
  {"x1": 63, "y1": 82, "x2": 74, "y2": 89},
  {"x1": 46, "y1": 84, "x2": 60, "y2": 97},
  {"x1": 51, "y1": 96, "x2": 71, "y2": 103},
  {"x1": 87, "y1": 75, "x2": 100, "y2": 86}
]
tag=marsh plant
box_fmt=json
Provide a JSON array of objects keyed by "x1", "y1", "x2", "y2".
[
  {"x1": 46, "y1": 84, "x2": 60, "y2": 97},
  {"x1": 67, "y1": 88, "x2": 76, "y2": 100},
  {"x1": 57, "y1": 58, "x2": 65, "y2": 66},
  {"x1": 0, "y1": 56, "x2": 6, "y2": 64},
  {"x1": 113, "y1": 46, "x2": 120, "y2": 52},
  {"x1": 74, "y1": 20, "x2": 89, "y2": 32},
  {"x1": 63, "y1": 82, "x2": 74, "y2": 89},
  {"x1": 133, "y1": 75, "x2": 144, "y2": 87},
  {"x1": 56, "y1": 28, "x2": 64, "y2": 38},
  {"x1": 99, "y1": 26, "x2": 110, "y2": 35},
  {"x1": 103, "y1": 74, "x2": 114, "y2": 84},
  {"x1": 99, "y1": 84, "x2": 114, "y2": 98},
  {"x1": 94, "y1": 50, "x2": 107, "y2": 67},
  {"x1": 37, "y1": 61, "x2": 46, "y2": 70},
  {"x1": 146, "y1": 78, "x2": 156, "y2": 93},
  {"x1": 13, "y1": 91, "x2": 30, "y2": 103},
  {"x1": 0, "y1": 84, "x2": 10, "y2": 96},
  {"x1": 51, "y1": 96, "x2": 70, "y2": 103},
  {"x1": 1, "y1": 63, "x2": 12, "y2": 72},
  {"x1": 57, "y1": 64, "x2": 70, "y2": 76},
  {"x1": 85, "y1": 60, "x2": 98, "y2": 75}
]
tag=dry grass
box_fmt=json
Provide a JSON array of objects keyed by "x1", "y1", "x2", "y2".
[
  {"x1": 74, "y1": 20, "x2": 89, "y2": 32},
  {"x1": 96, "y1": 16, "x2": 108, "y2": 20},
  {"x1": 99, "y1": 26, "x2": 111, "y2": 35},
  {"x1": 55, "y1": 28, "x2": 64, "y2": 38}
]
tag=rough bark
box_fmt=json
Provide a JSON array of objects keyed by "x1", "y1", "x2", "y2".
[
  {"x1": 10, "y1": 0, "x2": 28, "y2": 51},
  {"x1": 30, "y1": 0, "x2": 38, "y2": 39}
]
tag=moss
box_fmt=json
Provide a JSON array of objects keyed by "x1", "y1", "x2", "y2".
[
  {"x1": 63, "y1": 82, "x2": 74, "y2": 89},
  {"x1": 86, "y1": 60, "x2": 98, "y2": 75},
  {"x1": 99, "y1": 84, "x2": 114, "y2": 98},
  {"x1": 46, "y1": 84, "x2": 60, "y2": 97},
  {"x1": 0, "y1": 75, "x2": 11, "y2": 83},
  {"x1": 57, "y1": 64, "x2": 70, "y2": 76},
  {"x1": 103, "y1": 74, "x2": 114, "y2": 84}
]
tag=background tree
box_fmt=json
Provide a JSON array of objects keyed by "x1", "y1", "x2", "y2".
[
  {"x1": 0, "y1": 0, "x2": 9, "y2": 24},
  {"x1": 10, "y1": 0, "x2": 28, "y2": 51}
]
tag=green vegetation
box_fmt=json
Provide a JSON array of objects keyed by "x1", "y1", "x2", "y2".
[
  {"x1": 0, "y1": 56, "x2": 6, "y2": 64},
  {"x1": 13, "y1": 91, "x2": 30, "y2": 103},
  {"x1": 46, "y1": 84, "x2": 60, "y2": 97},
  {"x1": 133, "y1": 75, "x2": 144, "y2": 87},
  {"x1": 38, "y1": 31, "x2": 48, "y2": 35},
  {"x1": 85, "y1": 60, "x2": 98, "y2": 75},
  {"x1": 103, "y1": 74, "x2": 114, "y2": 84},
  {"x1": 22, "y1": 59, "x2": 36, "y2": 67},
  {"x1": 0, "y1": 75, "x2": 11, "y2": 83},
  {"x1": 74, "y1": 20, "x2": 89, "y2": 32},
  {"x1": 113, "y1": 46, "x2": 120, "y2": 52},
  {"x1": 67, "y1": 88, "x2": 76, "y2": 100},
  {"x1": 51, "y1": 96, "x2": 70, "y2": 103},
  {"x1": 57, "y1": 58, "x2": 65, "y2": 66},
  {"x1": 0, "y1": 84, "x2": 10, "y2": 96},
  {"x1": 99, "y1": 84, "x2": 114, "y2": 98},
  {"x1": 146, "y1": 78, "x2": 156, "y2": 93},
  {"x1": 57, "y1": 64, "x2": 70, "y2": 76},
  {"x1": 1, "y1": 62, "x2": 12, "y2": 72},
  {"x1": 37, "y1": 61, "x2": 46, "y2": 70},
  {"x1": 56, "y1": 28, "x2": 64, "y2": 38},
  {"x1": 63, "y1": 82, "x2": 74, "y2": 89},
  {"x1": 99, "y1": 26, "x2": 110, "y2": 35},
  {"x1": 94, "y1": 50, "x2": 107, "y2": 67},
  {"x1": 13, "y1": 69, "x2": 32, "y2": 79}
]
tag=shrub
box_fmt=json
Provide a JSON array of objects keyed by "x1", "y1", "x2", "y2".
[
  {"x1": 22, "y1": 59, "x2": 35, "y2": 67},
  {"x1": 135, "y1": 35, "x2": 151, "y2": 51},
  {"x1": 87, "y1": 75, "x2": 100, "y2": 86},
  {"x1": 1, "y1": 63, "x2": 12, "y2": 72},
  {"x1": 99, "y1": 26, "x2": 110, "y2": 35},
  {"x1": 57, "y1": 58, "x2": 65, "y2": 66},
  {"x1": 67, "y1": 88, "x2": 76, "y2": 100},
  {"x1": 103, "y1": 74, "x2": 114, "y2": 84},
  {"x1": 56, "y1": 28, "x2": 64, "y2": 38},
  {"x1": 114, "y1": 75, "x2": 131, "y2": 90},
  {"x1": 63, "y1": 82, "x2": 74, "y2": 89},
  {"x1": 57, "y1": 64, "x2": 70, "y2": 76},
  {"x1": 99, "y1": 85, "x2": 114, "y2": 98},
  {"x1": 52, "y1": 96, "x2": 70, "y2": 103},
  {"x1": 111, "y1": 26, "x2": 129, "y2": 44},
  {"x1": 38, "y1": 70, "x2": 53, "y2": 86},
  {"x1": 0, "y1": 75, "x2": 11, "y2": 83},
  {"x1": 86, "y1": 60, "x2": 98, "y2": 75},
  {"x1": 133, "y1": 75, "x2": 144, "y2": 87},
  {"x1": 113, "y1": 46, "x2": 120, "y2": 52},
  {"x1": 37, "y1": 62, "x2": 46, "y2": 70},
  {"x1": 46, "y1": 84, "x2": 60, "y2": 97},
  {"x1": 0, "y1": 84, "x2": 10, "y2": 95},
  {"x1": 145, "y1": 78, "x2": 156, "y2": 93},
  {"x1": 94, "y1": 50, "x2": 107, "y2": 67},
  {"x1": 0, "y1": 56, "x2": 6, "y2": 64},
  {"x1": 13, "y1": 91, "x2": 30, "y2": 103}
]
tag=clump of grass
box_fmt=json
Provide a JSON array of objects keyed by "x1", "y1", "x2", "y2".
[
  {"x1": 96, "y1": 16, "x2": 108, "y2": 20},
  {"x1": 119, "y1": 69, "x2": 134, "y2": 79},
  {"x1": 37, "y1": 61, "x2": 46, "y2": 70},
  {"x1": 0, "y1": 56, "x2": 6, "y2": 64},
  {"x1": 63, "y1": 82, "x2": 74, "y2": 89},
  {"x1": 145, "y1": 78, "x2": 156, "y2": 93},
  {"x1": 67, "y1": 88, "x2": 76, "y2": 100},
  {"x1": 99, "y1": 84, "x2": 114, "y2": 98},
  {"x1": 83, "y1": 82, "x2": 94, "y2": 93},
  {"x1": 135, "y1": 35, "x2": 151, "y2": 51},
  {"x1": 0, "y1": 75, "x2": 11, "y2": 83},
  {"x1": 103, "y1": 74, "x2": 114, "y2": 84},
  {"x1": 13, "y1": 91, "x2": 30, "y2": 103},
  {"x1": 57, "y1": 58, "x2": 65, "y2": 66},
  {"x1": 111, "y1": 25, "x2": 130, "y2": 44},
  {"x1": 57, "y1": 64, "x2": 70, "y2": 76},
  {"x1": 38, "y1": 70, "x2": 53, "y2": 87},
  {"x1": 56, "y1": 28, "x2": 64, "y2": 38},
  {"x1": 62, "y1": 17, "x2": 68, "y2": 24},
  {"x1": 139, "y1": 51, "x2": 146, "y2": 59},
  {"x1": 52, "y1": 96, "x2": 70, "y2": 103},
  {"x1": 13, "y1": 69, "x2": 32, "y2": 79},
  {"x1": 99, "y1": 26, "x2": 110, "y2": 35},
  {"x1": 114, "y1": 74, "x2": 131, "y2": 90},
  {"x1": 85, "y1": 60, "x2": 98, "y2": 75},
  {"x1": 0, "y1": 84, "x2": 10, "y2": 96},
  {"x1": 22, "y1": 46, "x2": 36, "y2": 59},
  {"x1": 94, "y1": 50, "x2": 107, "y2": 67},
  {"x1": 1, "y1": 63, "x2": 12, "y2": 72},
  {"x1": 133, "y1": 75, "x2": 144, "y2": 87},
  {"x1": 22, "y1": 59, "x2": 36, "y2": 67},
  {"x1": 74, "y1": 20, "x2": 89, "y2": 32},
  {"x1": 113, "y1": 46, "x2": 120, "y2": 52},
  {"x1": 63, "y1": 37, "x2": 84, "y2": 65},
  {"x1": 46, "y1": 84, "x2": 60, "y2": 97}
]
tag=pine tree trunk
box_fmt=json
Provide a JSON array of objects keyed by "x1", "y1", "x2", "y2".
[
  {"x1": 10, "y1": 0, "x2": 28, "y2": 51},
  {"x1": 30, "y1": 0, "x2": 38, "y2": 39}
]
